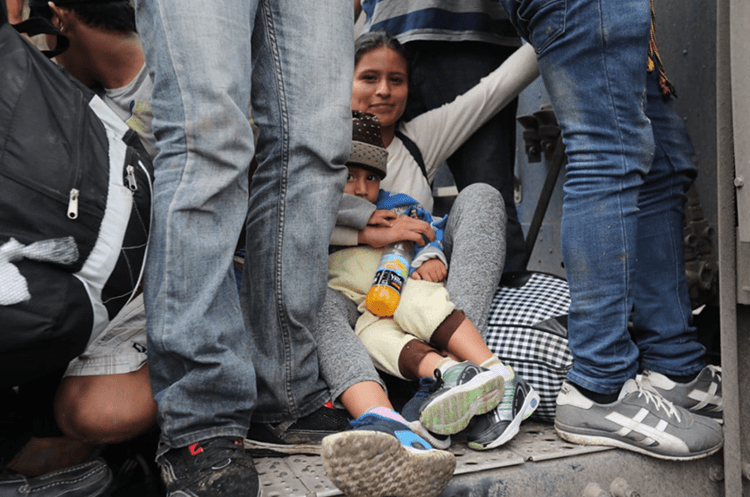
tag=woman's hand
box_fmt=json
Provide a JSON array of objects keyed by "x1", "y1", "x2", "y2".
[
  {"x1": 358, "y1": 215, "x2": 435, "y2": 248},
  {"x1": 411, "y1": 259, "x2": 447, "y2": 283},
  {"x1": 367, "y1": 209, "x2": 398, "y2": 228}
]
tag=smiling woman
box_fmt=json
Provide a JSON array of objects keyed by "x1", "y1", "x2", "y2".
[{"x1": 351, "y1": 42, "x2": 409, "y2": 146}]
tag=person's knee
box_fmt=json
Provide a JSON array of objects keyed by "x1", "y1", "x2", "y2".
[
  {"x1": 55, "y1": 370, "x2": 156, "y2": 444},
  {"x1": 450, "y1": 182, "x2": 507, "y2": 232},
  {"x1": 460, "y1": 182, "x2": 505, "y2": 208}
]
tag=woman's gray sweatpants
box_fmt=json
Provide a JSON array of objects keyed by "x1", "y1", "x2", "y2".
[{"x1": 313, "y1": 182, "x2": 507, "y2": 404}]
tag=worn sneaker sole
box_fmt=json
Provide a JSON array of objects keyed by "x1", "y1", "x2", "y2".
[
  {"x1": 321, "y1": 431, "x2": 455, "y2": 497},
  {"x1": 420, "y1": 372, "x2": 504, "y2": 435},
  {"x1": 467, "y1": 386, "x2": 540, "y2": 450},
  {"x1": 554, "y1": 421, "x2": 724, "y2": 461}
]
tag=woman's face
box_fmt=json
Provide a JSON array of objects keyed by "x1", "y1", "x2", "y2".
[{"x1": 351, "y1": 46, "x2": 409, "y2": 132}]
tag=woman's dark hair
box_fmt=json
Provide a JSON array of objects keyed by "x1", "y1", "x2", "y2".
[
  {"x1": 354, "y1": 30, "x2": 408, "y2": 74},
  {"x1": 29, "y1": 0, "x2": 136, "y2": 33}
]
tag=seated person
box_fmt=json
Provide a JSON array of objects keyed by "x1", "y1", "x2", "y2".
[
  {"x1": 1, "y1": 0, "x2": 155, "y2": 491},
  {"x1": 321, "y1": 31, "x2": 542, "y2": 453},
  {"x1": 326, "y1": 113, "x2": 539, "y2": 441}
]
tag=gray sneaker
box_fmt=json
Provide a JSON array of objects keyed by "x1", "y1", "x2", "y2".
[
  {"x1": 554, "y1": 379, "x2": 723, "y2": 461},
  {"x1": 639, "y1": 365, "x2": 722, "y2": 422},
  {"x1": 465, "y1": 367, "x2": 540, "y2": 450},
  {"x1": 417, "y1": 361, "x2": 504, "y2": 436}
]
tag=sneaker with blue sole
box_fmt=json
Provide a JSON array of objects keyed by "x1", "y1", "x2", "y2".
[
  {"x1": 321, "y1": 408, "x2": 456, "y2": 497},
  {"x1": 465, "y1": 367, "x2": 540, "y2": 450},
  {"x1": 555, "y1": 379, "x2": 723, "y2": 461},
  {"x1": 417, "y1": 361, "x2": 504, "y2": 436}
]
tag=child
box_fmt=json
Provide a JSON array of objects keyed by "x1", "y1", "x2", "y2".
[{"x1": 328, "y1": 112, "x2": 518, "y2": 437}]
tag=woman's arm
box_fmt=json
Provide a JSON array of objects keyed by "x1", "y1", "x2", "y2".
[
  {"x1": 358, "y1": 215, "x2": 435, "y2": 249},
  {"x1": 331, "y1": 193, "x2": 400, "y2": 246}
]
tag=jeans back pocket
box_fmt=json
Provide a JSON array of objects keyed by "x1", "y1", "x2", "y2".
[{"x1": 500, "y1": 0, "x2": 566, "y2": 53}]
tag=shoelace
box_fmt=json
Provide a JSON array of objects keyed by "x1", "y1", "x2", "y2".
[
  {"x1": 636, "y1": 387, "x2": 681, "y2": 422},
  {"x1": 428, "y1": 369, "x2": 444, "y2": 393},
  {"x1": 706, "y1": 365, "x2": 721, "y2": 385}
]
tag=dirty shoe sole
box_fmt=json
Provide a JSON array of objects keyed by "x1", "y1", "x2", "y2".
[
  {"x1": 321, "y1": 431, "x2": 456, "y2": 497},
  {"x1": 420, "y1": 372, "x2": 504, "y2": 435}
]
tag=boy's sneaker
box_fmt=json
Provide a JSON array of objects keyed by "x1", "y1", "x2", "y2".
[
  {"x1": 465, "y1": 367, "x2": 540, "y2": 450},
  {"x1": 321, "y1": 408, "x2": 456, "y2": 497},
  {"x1": 417, "y1": 361, "x2": 504, "y2": 436},
  {"x1": 244, "y1": 404, "x2": 351, "y2": 456},
  {"x1": 401, "y1": 377, "x2": 452, "y2": 449},
  {"x1": 639, "y1": 365, "x2": 723, "y2": 422},
  {"x1": 158, "y1": 437, "x2": 260, "y2": 497},
  {"x1": 554, "y1": 380, "x2": 723, "y2": 461}
]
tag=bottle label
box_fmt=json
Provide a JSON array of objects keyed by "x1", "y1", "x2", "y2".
[{"x1": 371, "y1": 253, "x2": 408, "y2": 291}]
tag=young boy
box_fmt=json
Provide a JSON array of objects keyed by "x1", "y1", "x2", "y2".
[{"x1": 328, "y1": 112, "x2": 522, "y2": 437}]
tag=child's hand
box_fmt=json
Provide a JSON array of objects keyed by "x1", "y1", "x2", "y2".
[
  {"x1": 367, "y1": 210, "x2": 398, "y2": 227},
  {"x1": 411, "y1": 259, "x2": 447, "y2": 283}
]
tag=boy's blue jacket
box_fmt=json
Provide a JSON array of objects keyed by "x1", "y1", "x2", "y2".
[{"x1": 375, "y1": 189, "x2": 448, "y2": 274}]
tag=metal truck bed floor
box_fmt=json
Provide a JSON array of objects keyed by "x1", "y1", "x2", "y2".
[{"x1": 255, "y1": 422, "x2": 725, "y2": 497}]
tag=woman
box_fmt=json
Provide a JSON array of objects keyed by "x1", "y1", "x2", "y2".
[
  {"x1": 315, "y1": 31, "x2": 540, "y2": 496},
  {"x1": 334, "y1": 31, "x2": 539, "y2": 335},
  {"x1": 317, "y1": 29, "x2": 540, "y2": 418}
]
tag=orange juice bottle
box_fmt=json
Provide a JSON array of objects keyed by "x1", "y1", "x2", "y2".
[{"x1": 365, "y1": 242, "x2": 413, "y2": 317}]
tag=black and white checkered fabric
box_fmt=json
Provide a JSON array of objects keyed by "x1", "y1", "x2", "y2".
[{"x1": 486, "y1": 272, "x2": 572, "y2": 422}]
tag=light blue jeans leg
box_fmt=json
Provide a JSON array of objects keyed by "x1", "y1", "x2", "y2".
[
  {"x1": 135, "y1": 0, "x2": 258, "y2": 451},
  {"x1": 241, "y1": 0, "x2": 353, "y2": 422}
]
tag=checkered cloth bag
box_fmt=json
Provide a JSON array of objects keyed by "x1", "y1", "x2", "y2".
[{"x1": 486, "y1": 272, "x2": 572, "y2": 422}]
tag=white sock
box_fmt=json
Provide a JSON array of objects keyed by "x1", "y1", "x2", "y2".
[
  {"x1": 435, "y1": 357, "x2": 460, "y2": 377},
  {"x1": 481, "y1": 356, "x2": 513, "y2": 381}
]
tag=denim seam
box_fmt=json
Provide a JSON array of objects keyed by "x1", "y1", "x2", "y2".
[{"x1": 260, "y1": 0, "x2": 299, "y2": 417}]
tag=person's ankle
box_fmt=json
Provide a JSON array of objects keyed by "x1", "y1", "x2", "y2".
[{"x1": 569, "y1": 381, "x2": 619, "y2": 405}]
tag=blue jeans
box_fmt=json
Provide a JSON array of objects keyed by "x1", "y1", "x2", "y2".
[
  {"x1": 136, "y1": 0, "x2": 352, "y2": 450},
  {"x1": 499, "y1": 0, "x2": 705, "y2": 394}
]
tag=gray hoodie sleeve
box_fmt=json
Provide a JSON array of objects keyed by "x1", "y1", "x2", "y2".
[
  {"x1": 337, "y1": 193, "x2": 376, "y2": 229},
  {"x1": 330, "y1": 193, "x2": 377, "y2": 246}
]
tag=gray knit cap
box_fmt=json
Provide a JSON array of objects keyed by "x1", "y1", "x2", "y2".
[{"x1": 348, "y1": 111, "x2": 388, "y2": 179}]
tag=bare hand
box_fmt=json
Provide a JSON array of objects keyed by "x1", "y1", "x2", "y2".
[
  {"x1": 358, "y1": 215, "x2": 435, "y2": 248},
  {"x1": 367, "y1": 210, "x2": 398, "y2": 228},
  {"x1": 411, "y1": 259, "x2": 447, "y2": 283}
]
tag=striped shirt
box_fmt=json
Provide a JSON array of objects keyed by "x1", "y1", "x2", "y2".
[{"x1": 360, "y1": 0, "x2": 519, "y2": 47}]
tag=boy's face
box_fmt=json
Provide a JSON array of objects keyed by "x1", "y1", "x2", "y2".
[{"x1": 345, "y1": 165, "x2": 380, "y2": 203}]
